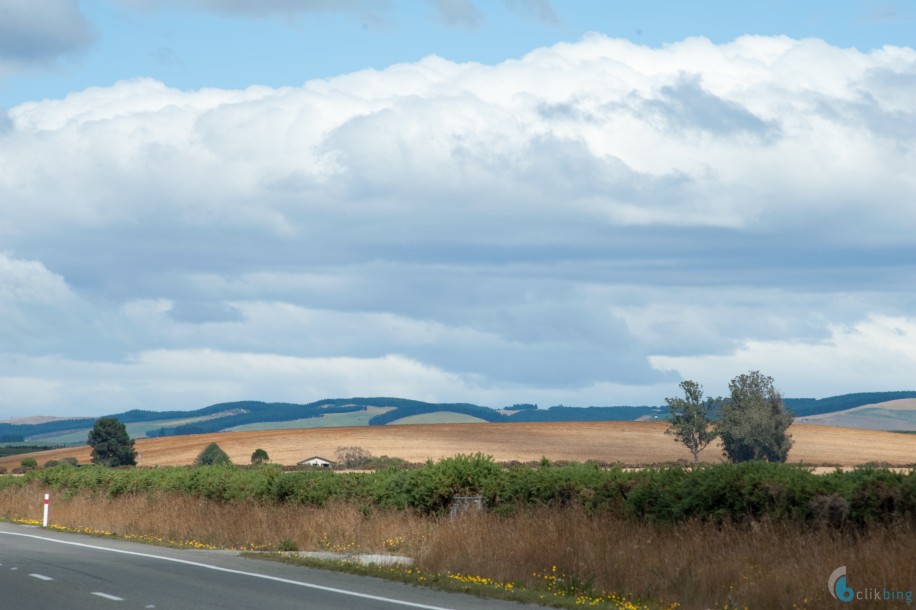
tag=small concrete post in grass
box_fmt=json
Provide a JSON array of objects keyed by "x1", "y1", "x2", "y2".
[
  {"x1": 449, "y1": 495, "x2": 483, "y2": 520},
  {"x1": 42, "y1": 493, "x2": 50, "y2": 527}
]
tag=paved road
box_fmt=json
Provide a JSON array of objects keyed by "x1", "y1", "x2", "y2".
[{"x1": 0, "y1": 522, "x2": 538, "y2": 609}]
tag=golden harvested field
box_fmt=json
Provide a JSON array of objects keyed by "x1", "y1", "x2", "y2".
[{"x1": 3, "y1": 421, "x2": 916, "y2": 469}]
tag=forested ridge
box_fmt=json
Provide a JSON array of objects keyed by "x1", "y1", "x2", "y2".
[{"x1": 2, "y1": 391, "x2": 914, "y2": 441}]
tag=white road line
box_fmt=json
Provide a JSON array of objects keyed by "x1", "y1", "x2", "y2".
[
  {"x1": 29, "y1": 573, "x2": 54, "y2": 581},
  {"x1": 0, "y1": 531, "x2": 455, "y2": 610},
  {"x1": 92, "y1": 592, "x2": 125, "y2": 601}
]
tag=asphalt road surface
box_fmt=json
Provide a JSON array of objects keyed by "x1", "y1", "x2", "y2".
[{"x1": 0, "y1": 522, "x2": 541, "y2": 609}]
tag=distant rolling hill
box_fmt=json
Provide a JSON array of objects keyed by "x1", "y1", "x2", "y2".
[
  {"x1": 794, "y1": 398, "x2": 916, "y2": 431},
  {"x1": 0, "y1": 399, "x2": 663, "y2": 443},
  {"x1": 2, "y1": 391, "x2": 916, "y2": 445},
  {"x1": 784, "y1": 392, "x2": 916, "y2": 417}
]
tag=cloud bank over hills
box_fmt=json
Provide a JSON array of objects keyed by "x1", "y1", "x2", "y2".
[{"x1": 2, "y1": 34, "x2": 916, "y2": 416}]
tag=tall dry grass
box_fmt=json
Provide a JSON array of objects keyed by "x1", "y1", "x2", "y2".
[
  {"x1": 0, "y1": 483, "x2": 423, "y2": 552},
  {"x1": 2, "y1": 482, "x2": 913, "y2": 609},
  {"x1": 419, "y1": 508, "x2": 916, "y2": 609}
]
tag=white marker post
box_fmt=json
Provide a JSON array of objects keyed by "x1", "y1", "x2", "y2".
[{"x1": 42, "y1": 493, "x2": 50, "y2": 528}]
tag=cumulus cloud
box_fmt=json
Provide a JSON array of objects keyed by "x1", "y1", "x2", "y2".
[
  {"x1": 0, "y1": 0, "x2": 93, "y2": 66},
  {"x1": 651, "y1": 316, "x2": 916, "y2": 399},
  {"x1": 0, "y1": 350, "x2": 477, "y2": 414},
  {"x1": 0, "y1": 253, "x2": 95, "y2": 356},
  {"x1": 7, "y1": 36, "x2": 916, "y2": 239},
  {"x1": 0, "y1": 108, "x2": 12, "y2": 133},
  {"x1": 2, "y1": 34, "x2": 916, "y2": 415}
]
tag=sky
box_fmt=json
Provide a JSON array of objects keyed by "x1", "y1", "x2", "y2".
[{"x1": 1, "y1": 1, "x2": 916, "y2": 419}]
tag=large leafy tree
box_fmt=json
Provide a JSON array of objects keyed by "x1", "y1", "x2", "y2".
[
  {"x1": 88, "y1": 417, "x2": 137, "y2": 467},
  {"x1": 716, "y1": 371, "x2": 794, "y2": 463},
  {"x1": 664, "y1": 380, "x2": 718, "y2": 463}
]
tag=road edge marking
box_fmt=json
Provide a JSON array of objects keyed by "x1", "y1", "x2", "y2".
[
  {"x1": 92, "y1": 592, "x2": 125, "y2": 601},
  {"x1": 29, "y1": 573, "x2": 54, "y2": 581},
  {"x1": 0, "y1": 531, "x2": 453, "y2": 610}
]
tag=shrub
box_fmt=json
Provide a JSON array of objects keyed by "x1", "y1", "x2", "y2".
[
  {"x1": 12, "y1": 455, "x2": 916, "y2": 527},
  {"x1": 278, "y1": 537, "x2": 298, "y2": 552},
  {"x1": 194, "y1": 443, "x2": 232, "y2": 467},
  {"x1": 20, "y1": 457, "x2": 38, "y2": 469},
  {"x1": 373, "y1": 453, "x2": 503, "y2": 513},
  {"x1": 250, "y1": 448, "x2": 269, "y2": 465}
]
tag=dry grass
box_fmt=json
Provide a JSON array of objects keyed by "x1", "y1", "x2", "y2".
[
  {"x1": 0, "y1": 483, "x2": 421, "y2": 553},
  {"x1": 2, "y1": 482, "x2": 913, "y2": 609},
  {"x1": 4, "y1": 422, "x2": 916, "y2": 471},
  {"x1": 419, "y1": 509, "x2": 916, "y2": 609}
]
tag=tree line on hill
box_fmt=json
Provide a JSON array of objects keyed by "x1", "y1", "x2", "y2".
[
  {"x1": 3, "y1": 390, "x2": 916, "y2": 443},
  {"x1": 145, "y1": 403, "x2": 368, "y2": 437}
]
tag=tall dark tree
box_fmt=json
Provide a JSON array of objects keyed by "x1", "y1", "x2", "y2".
[
  {"x1": 716, "y1": 371, "x2": 793, "y2": 463},
  {"x1": 87, "y1": 417, "x2": 137, "y2": 467},
  {"x1": 664, "y1": 380, "x2": 718, "y2": 463}
]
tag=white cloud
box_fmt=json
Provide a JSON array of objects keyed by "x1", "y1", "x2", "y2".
[
  {"x1": 650, "y1": 316, "x2": 916, "y2": 398},
  {"x1": 0, "y1": 253, "x2": 95, "y2": 356},
  {"x1": 0, "y1": 376, "x2": 62, "y2": 413},
  {"x1": 0, "y1": 347, "x2": 673, "y2": 418},
  {"x1": 0, "y1": 350, "x2": 479, "y2": 416},
  {"x1": 0, "y1": 253, "x2": 74, "y2": 303},
  {"x1": 1, "y1": 35, "x2": 916, "y2": 415},
  {"x1": 5, "y1": 35, "x2": 915, "y2": 241}
]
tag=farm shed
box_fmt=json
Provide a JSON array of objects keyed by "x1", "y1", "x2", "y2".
[{"x1": 297, "y1": 456, "x2": 335, "y2": 468}]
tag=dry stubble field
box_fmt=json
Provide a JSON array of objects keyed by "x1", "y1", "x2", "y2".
[{"x1": 3, "y1": 421, "x2": 915, "y2": 469}]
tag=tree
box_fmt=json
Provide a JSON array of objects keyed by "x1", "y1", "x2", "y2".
[
  {"x1": 195, "y1": 442, "x2": 232, "y2": 466},
  {"x1": 88, "y1": 417, "x2": 137, "y2": 467},
  {"x1": 664, "y1": 380, "x2": 718, "y2": 463},
  {"x1": 716, "y1": 371, "x2": 793, "y2": 463},
  {"x1": 334, "y1": 446, "x2": 373, "y2": 469},
  {"x1": 250, "y1": 448, "x2": 269, "y2": 465}
]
